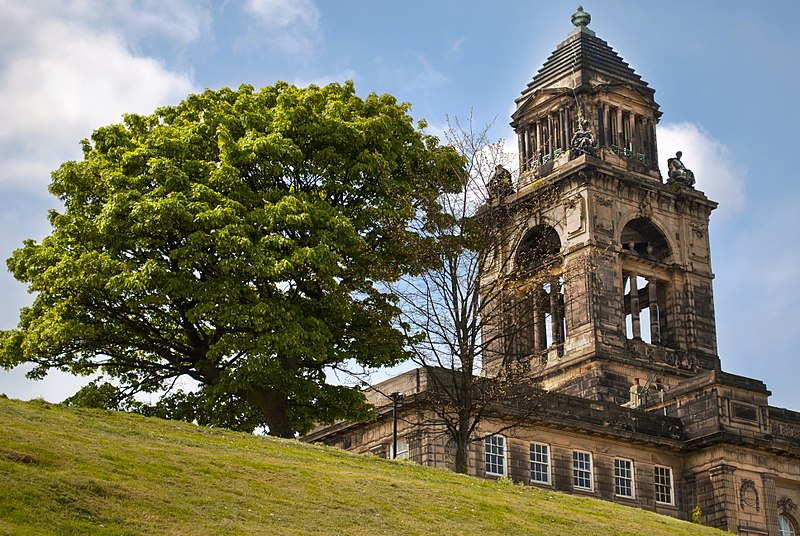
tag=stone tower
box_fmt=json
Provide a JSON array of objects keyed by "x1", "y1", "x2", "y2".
[
  {"x1": 309, "y1": 11, "x2": 800, "y2": 533},
  {"x1": 483, "y1": 6, "x2": 720, "y2": 404}
]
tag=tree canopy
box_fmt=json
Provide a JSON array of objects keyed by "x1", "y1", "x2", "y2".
[{"x1": 1, "y1": 81, "x2": 465, "y2": 437}]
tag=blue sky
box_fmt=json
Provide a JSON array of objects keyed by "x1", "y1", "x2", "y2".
[{"x1": 1, "y1": 1, "x2": 798, "y2": 408}]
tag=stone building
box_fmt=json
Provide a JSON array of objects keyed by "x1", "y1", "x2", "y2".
[{"x1": 305, "y1": 8, "x2": 800, "y2": 535}]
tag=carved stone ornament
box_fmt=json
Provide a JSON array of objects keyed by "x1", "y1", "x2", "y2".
[
  {"x1": 565, "y1": 195, "x2": 586, "y2": 236},
  {"x1": 593, "y1": 195, "x2": 614, "y2": 235},
  {"x1": 739, "y1": 479, "x2": 760, "y2": 511},
  {"x1": 595, "y1": 195, "x2": 613, "y2": 207},
  {"x1": 772, "y1": 422, "x2": 800, "y2": 440},
  {"x1": 639, "y1": 191, "x2": 653, "y2": 218},
  {"x1": 778, "y1": 496, "x2": 798, "y2": 514}
]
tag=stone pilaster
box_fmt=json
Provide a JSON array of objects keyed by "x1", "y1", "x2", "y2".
[
  {"x1": 708, "y1": 464, "x2": 739, "y2": 532},
  {"x1": 762, "y1": 473, "x2": 779, "y2": 536},
  {"x1": 683, "y1": 472, "x2": 697, "y2": 521}
]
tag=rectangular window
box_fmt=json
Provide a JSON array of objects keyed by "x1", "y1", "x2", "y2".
[
  {"x1": 391, "y1": 439, "x2": 409, "y2": 460},
  {"x1": 530, "y1": 443, "x2": 551, "y2": 484},
  {"x1": 485, "y1": 436, "x2": 506, "y2": 476},
  {"x1": 654, "y1": 466, "x2": 674, "y2": 505},
  {"x1": 572, "y1": 451, "x2": 593, "y2": 491},
  {"x1": 614, "y1": 458, "x2": 634, "y2": 498}
]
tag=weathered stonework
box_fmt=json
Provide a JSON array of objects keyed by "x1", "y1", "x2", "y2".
[{"x1": 306, "y1": 9, "x2": 800, "y2": 535}]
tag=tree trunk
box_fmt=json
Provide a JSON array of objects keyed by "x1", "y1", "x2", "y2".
[
  {"x1": 454, "y1": 403, "x2": 473, "y2": 474},
  {"x1": 454, "y1": 428, "x2": 470, "y2": 474},
  {"x1": 453, "y1": 364, "x2": 474, "y2": 474},
  {"x1": 240, "y1": 385, "x2": 294, "y2": 438}
]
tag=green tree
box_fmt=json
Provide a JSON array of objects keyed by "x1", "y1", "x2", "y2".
[
  {"x1": 62, "y1": 381, "x2": 121, "y2": 411},
  {"x1": 1, "y1": 81, "x2": 465, "y2": 437}
]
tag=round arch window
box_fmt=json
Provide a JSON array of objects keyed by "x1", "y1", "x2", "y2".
[
  {"x1": 780, "y1": 514, "x2": 796, "y2": 536},
  {"x1": 515, "y1": 225, "x2": 561, "y2": 274}
]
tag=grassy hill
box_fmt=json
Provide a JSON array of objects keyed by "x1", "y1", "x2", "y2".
[{"x1": 0, "y1": 397, "x2": 723, "y2": 535}]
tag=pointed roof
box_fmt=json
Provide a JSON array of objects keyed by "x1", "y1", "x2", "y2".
[{"x1": 519, "y1": 7, "x2": 654, "y2": 101}]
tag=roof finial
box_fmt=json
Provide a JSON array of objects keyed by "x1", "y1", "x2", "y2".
[{"x1": 571, "y1": 5, "x2": 591, "y2": 27}]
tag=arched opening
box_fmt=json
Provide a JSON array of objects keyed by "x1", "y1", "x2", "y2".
[
  {"x1": 510, "y1": 226, "x2": 565, "y2": 359},
  {"x1": 620, "y1": 218, "x2": 672, "y2": 346},
  {"x1": 516, "y1": 225, "x2": 561, "y2": 273},
  {"x1": 620, "y1": 217, "x2": 671, "y2": 261}
]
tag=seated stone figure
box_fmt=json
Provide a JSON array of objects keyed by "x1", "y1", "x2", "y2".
[
  {"x1": 488, "y1": 164, "x2": 514, "y2": 199},
  {"x1": 570, "y1": 119, "x2": 596, "y2": 157},
  {"x1": 667, "y1": 151, "x2": 696, "y2": 187}
]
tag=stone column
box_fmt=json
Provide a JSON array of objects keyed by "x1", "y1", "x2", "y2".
[
  {"x1": 565, "y1": 107, "x2": 572, "y2": 148},
  {"x1": 616, "y1": 108, "x2": 623, "y2": 148},
  {"x1": 535, "y1": 120, "x2": 542, "y2": 160},
  {"x1": 708, "y1": 464, "x2": 739, "y2": 532},
  {"x1": 650, "y1": 123, "x2": 658, "y2": 161},
  {"x1": 628, "y1": 112, "x2": 635, "y2": 151},
  {"x1": 629, "y1": 272, "x2": 641, "y2": 339},
  {"x1": 648, "y1": 277, "x2": 661, "y2": 344},
  {"x1": 518, "y1": 132, "x2": 526, "y2": 171},
  {"x1": 555, "y1": 112, "x2": 563, "y2": 151},
  {"x1": 533, "y1": 287, "x2": 547, "y2": 352},
  {"x1": 549, "y1": 279, "x2": 562, "y2": 347},
  {"x1": 762, "y1": 472, "x2": 779, "y2": 536},
  {"x1": 524, "y1": 126, "x2": 532, "y2": 169}
]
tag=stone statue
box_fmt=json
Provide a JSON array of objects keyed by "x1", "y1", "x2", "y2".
[
  {"x1": 488, "y1": 164, "x2": 514, "y2": 199},
  {"x1": 621, "y1": 377, "x2": 643, "y2": 409},
  {"x1": 570, "y1": 119, "x2": 596, "y2": 158},
  {"x1": 667, "y1": 151, "x2": 696, "y2": 188}
]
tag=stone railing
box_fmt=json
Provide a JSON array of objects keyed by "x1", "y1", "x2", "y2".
[{"x1": 625, "y1": 339, "x2": 696, "y2": 370}]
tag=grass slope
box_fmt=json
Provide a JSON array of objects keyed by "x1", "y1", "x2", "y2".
[{"x1": 0, "y1": 397, "x2": 723, "y2": 536}]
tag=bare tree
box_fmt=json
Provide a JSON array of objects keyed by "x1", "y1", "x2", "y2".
[{"x1": 392, "y1": 116, "x2": 566, "y2": 473}]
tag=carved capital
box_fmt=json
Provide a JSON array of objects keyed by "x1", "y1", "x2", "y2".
[{"x1": 709, "y1": 464, "x2": 737, "y2": 477}]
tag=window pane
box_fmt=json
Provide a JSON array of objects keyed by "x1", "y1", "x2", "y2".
[
  {"x1": 394, "y1": 440, "x2": 409, "y2": 459},
  {"x1": 780, "y1": 515, "x2": 796, "y2": 536},
  {"x1": 614, "y1": 459, "x2": 634, "y2": 498},
  {"x1": 572, "y1": 451, "x2": 593, "y2": 490},
  {"x1": 654, "y1": 466, "x2": 673, "y2": 504},
  {"x1": 485, "y1": 436, "x2": 506, "y2": 476},
  {"x1": 530, "y1": 443, "x2": 550, "y2": 484}
]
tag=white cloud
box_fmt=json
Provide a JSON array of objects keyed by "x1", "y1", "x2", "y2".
[
  {"x1": 244, "y1": 0, "x2": 321, "y2": 55},
  {"x1": 0, "y1": 1, "x2": 197, "y2": 192},
  {"x1": 0, "y1": 1, "x2": 211, "y2": 51},
  {"x1": 408, "y1": 54, "x2": 448, "y2": 91},
  {"x1": 0, "y1": 365, "x2": 93, "y2": 403},
  {"x1": 292, "y1": 69, "x2": 358, "y2": 88},
  {"x1": 658, "y1": 122, "x2": 746, "y2": 220},
  {"x1": 713, "y1": 190, "x2": 800, "y2": 408},
  {"x1": 448, "y1": 36, "x2": 465, "y2": 56}
]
